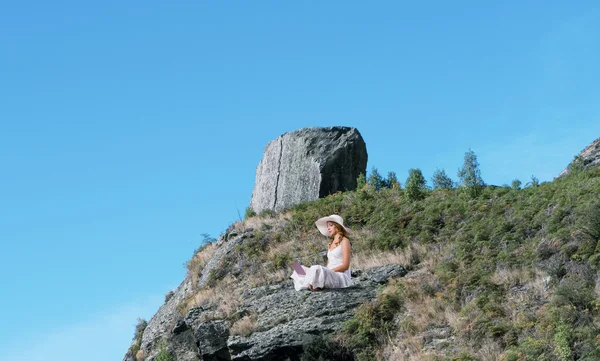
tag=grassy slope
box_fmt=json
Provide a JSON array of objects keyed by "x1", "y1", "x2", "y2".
[
  {"x1": 290, "y1": 167, "x2": 600, "y2": 361},
  {"x1": 179, "y1": 167, "x2": 600, "y2": 361}
]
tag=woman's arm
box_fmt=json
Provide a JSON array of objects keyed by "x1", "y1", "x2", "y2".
[{"x1": 330, "y1": 237, "x2": 351, "y2": 272}]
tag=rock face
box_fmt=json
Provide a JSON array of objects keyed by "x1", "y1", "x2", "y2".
[
  {"x1": 557, "y1": 137, "x2": 600, "y2": 178},
  {"x1": 121, "y1": 226, "x2": 407, "y2": 361},
  {"x1": 250, "y1": 127, "x2": 368, "y2": 213}
]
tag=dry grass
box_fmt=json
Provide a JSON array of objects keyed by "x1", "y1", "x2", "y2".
[
  {"x1": 232, "y1": 212, "x2": 291, "y2": 233},
  {"x1": 489, "y1": 267, "x2": 530, "y2": 287},
  {"x1": 376, "y1": 245, "x2": 466, "y2": 361},
  {"x1": 186, "y1": 242, "x2": 218, "y2": 286},
  {"x1": 381, "y1": 335, "x2": 440, "y2": 361},
  {"x1": 135, "y1": 349, "x2": 146, "y2": 361},
  {"x1": 230, "y1": 312, "x2": 258, "y2": 337},
  {"x1": 474, "y1": 339, "x2": 503, "y2": 361},
  {"x1": 179, "y1": 275, "x2": 242, "y2": 319},
  {"x1": 247, "y1": 267, "x2": 290, "y2": 288},
  {"x1": 352, "y1": 242, "x2": 429, "y2": 270}
]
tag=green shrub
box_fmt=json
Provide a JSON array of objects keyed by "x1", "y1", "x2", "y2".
[
  {"x1": 272, "y1": 253, "x2": 293, "y2": 270},
  {"x1": 553, "y1": 320, "x2": 573, "y2": 361},
  {"x1": 155, "y1": 348, "x2": 174, "y2": 361},
  {"x1": 244, "y1": 206, "x2": 257, "y2": 219},
  {"x1": 340, "y1": 283, "x2": 404, "y2": 361},
  {"x1": 300, "y1": 335, "x2": 354, "y2": 361},
  {"x1": 127, "y1": 318, "x2": 147, "y2": 359}
]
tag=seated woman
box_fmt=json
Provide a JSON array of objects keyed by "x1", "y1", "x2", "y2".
[{"x1": 290, "y1": 214, "x2": 352, "y2": 291}]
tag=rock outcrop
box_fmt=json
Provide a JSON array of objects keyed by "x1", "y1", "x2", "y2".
[
  {"x1": 122, "y1": 228, "x2": 407, "y2": 361},
  {"x1": 557, "y1": 137, "x2": 600, "y2": 178},
  {"x1": 250, "y1": 127, "x2": 367, "y2": 213}
]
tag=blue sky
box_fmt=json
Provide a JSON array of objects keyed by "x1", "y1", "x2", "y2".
[{"x1": 1, "y1": 1, "x2": 599, "y2": 360}]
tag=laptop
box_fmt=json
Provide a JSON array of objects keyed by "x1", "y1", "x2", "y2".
[{"x1": 290, "y1": 262, "x2": 306, "y2": 276}]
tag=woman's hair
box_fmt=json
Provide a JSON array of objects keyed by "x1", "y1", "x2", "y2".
[{"x1": 328, "y1": 222, "x2": 348, "y2": 247}]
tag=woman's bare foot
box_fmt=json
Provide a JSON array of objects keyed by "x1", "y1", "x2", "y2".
[{"x1": 308, "y1": 285, "x2": 322, "y2": 291}]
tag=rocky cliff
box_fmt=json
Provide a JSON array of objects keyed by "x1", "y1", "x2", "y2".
[
  {"x1": 250, "y1": 127, "x2": 367, "y2": 213},
  {"x1": 557, "y1": 137, "x2": 600, "y2": 178},
  {"x1": 122, "y1": 224, "x2": 408, "y2": 361}
]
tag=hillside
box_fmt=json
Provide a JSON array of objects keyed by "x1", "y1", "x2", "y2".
[{"x1": 126, "y1": 166, "x2": 600, "y2": 361}]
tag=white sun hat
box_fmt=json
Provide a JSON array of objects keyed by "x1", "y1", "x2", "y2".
[{"x1": 315, "y1": 214, "x2": 352, "y2": 236}]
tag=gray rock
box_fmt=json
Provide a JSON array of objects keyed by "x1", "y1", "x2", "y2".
[
  {"x1": 184, "y1": 312, "x2": 231, "y2": 361},
  {"x1": 141, "y1": 277, "x2": 194, "y2": 354},
  {"x1": 557, "y1": 137, "x2": 600, "y2": 178},
  {"x1": 365, "y1": 264, "x2": 408, "y2": 284},
  {"x1": 139, "y1": 231, "x2": 247, "y2": 357},
  {"x1": 126, "y1": 261, "x2": 406, "y2": 361},
  {"x1": 225, "y1": 268, "x2": 401, "y2": 361},
  {"x1": 250, "y1": 127, "x2": 368, "y2": 213},
  {"x1": 197, "y1": 232, "x2": 247, "y2": 289},
  {"x1": 171, "y1": 328, "x2": 201, "y2": 361}
]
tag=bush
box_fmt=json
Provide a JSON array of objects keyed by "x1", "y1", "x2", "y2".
[
  {"x1": 244, "y1": 206, "x2": 257, "y2": 219},
  {"x1": 128, "y1": 318, "x2": 147, "y2": 359},
  {"x1": 405, "y1": 168, "x2": 427, "y2": 201},
  {"x1": 340, "y1": 283, "x2": 405, "y2": 361},
  {"x1": 154, "y1": 339, "x2": 174, "y2": 361},
  {"x1": 301, "y1": 335, "x2": 354, "y2": 361}
]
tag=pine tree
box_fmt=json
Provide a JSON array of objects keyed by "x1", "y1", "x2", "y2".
[
  {"x1": 367, "y1": 167, "x2": 385, "y2": 191},
  {"x1": 385, "y1": 171, "x2": 401, "y2": 189},
  {"x1": 526, "y1": 175, "x2": 540, "y2": 188},
  {"x1": 457, "y1": 149, "x2": 484, "y2": 198},
  {"x1": 356, "y1": 172, "x2": 367, "y2": 190},
  {"x1": 431, "y1": 168, "x2": 454, "y2": 189},
  {"x1": 405, "y1": 168, "x2": 427, "y2": 201},
  {"x1": 511, "y1": 179, "x2": 522, "y2": 190}
]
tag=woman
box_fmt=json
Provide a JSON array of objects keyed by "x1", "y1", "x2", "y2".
[{"x1": 290, "y1": 214, "x2": 352, "y2": 291}]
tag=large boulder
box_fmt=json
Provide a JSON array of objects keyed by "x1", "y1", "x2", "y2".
[
  {"x1": 557, "y1": 137, "x2": 600, "y2": 178},
  {"x1": 250, "y1": 126, "x2": 368, "y2": 213}
]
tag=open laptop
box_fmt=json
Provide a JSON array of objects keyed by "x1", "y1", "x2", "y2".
[{"x1": 290, "y1": 262, "x2": 306, "y2": 276}]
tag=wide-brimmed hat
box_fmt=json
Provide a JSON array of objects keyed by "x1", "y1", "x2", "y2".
[{"x1": 315, "y1": 215, "x2": 352, "y2": 236}]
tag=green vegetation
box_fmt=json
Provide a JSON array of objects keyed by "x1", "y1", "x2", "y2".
[
  {"x1": 288, "y1": 165, "x2": 600, "y2": 360},
  {"x1": 127, "y1": 318, "x2": 147, "y2": 359},
  {"x1": 244, "y1": 206, "x2": 257, "y2": 219},
  {"x1": 166, "y1": 149, "x2": 600, "y2": 360},
  {"x1": 405, "y1": 168, "x2": 427, "y2": 201},
  {"x1": 366, "y1": 167, "x2": 400, "y2": 191},
  {"x1": 340, "y1": 282, "x2": 405, "y2": 361},
  {"x1": 458, "y1": 148, "x2": 485, "y2": 198},
  {"x1": 367, "y1": 167, "x2": 385, "y2": 191},
  {"x1": 432, "y1": 168, "x2": 454, "y2": 190},
  {"x1": 356, "y1": 172, "x2": 367, "y2": 190},
  {"x1": 154, "y1": 339, "x2": 175, "y2": 361}
]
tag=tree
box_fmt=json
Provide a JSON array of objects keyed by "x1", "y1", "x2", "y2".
[
  {"x1": 405, "y1": 168, "x2": 427, "y2": 201},
  {"x1": 527, "y1": 175, "x2": 540, "y2": 188},
  {"x1": 511, "y1": 179, "x2": 522, "y2": 190},
  {"x1": 457, "y1": 149, "x2": 485, "y2": 198},
  {"x1": 431, "y1": 168, "x2": 454, "y2": 189},
  {"x1": 385, "y1": 171, "x2": 401, "y2": 189},
  {"x1": 367, "y1": 167, "x2": 385, "y2": 191},
  {"x1": 568, "y1": 155, "x2": 585, "y2": 175},
  {"x1": 356, "y1": 172, "x2": 367, "y2": 190}
]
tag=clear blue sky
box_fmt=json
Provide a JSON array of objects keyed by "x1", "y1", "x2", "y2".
[{"x1": 1, "y1": 1, "x2": 599, "y2": 360}]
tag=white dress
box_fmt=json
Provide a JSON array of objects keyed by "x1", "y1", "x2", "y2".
[{"x1": 290, "y1": 245, "x2": 352, "y2": 291}]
